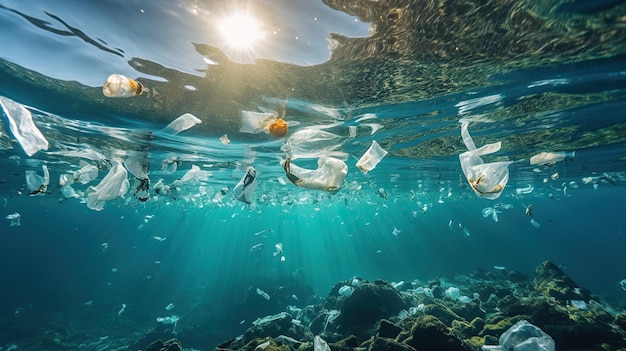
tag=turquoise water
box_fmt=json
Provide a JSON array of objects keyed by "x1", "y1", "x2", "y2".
[{"x1": 1, "y1": 0, "x2": 626, "y2": 349}]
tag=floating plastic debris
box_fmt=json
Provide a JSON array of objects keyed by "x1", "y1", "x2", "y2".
[
  {"x1": 173, "y1": 165, "x2": 210, "y2": 186},
  {"x1": 101, "y1": 243, "x2": 108, "y2": 252},
  {"x1": 165, "y1": 303, "x2": 175, "y2": 311},
  {"x1": 161, "y1": 113, "x2": 202, "y2": 135},
  {"x1": 392, "y1": 226, "x2": 401, "y2": 236},
  {"x1": 117, "y1": 303, "x2": 127, "y2": 316},
  {"x1": 530, "y1": 219, "x2": 541, "y2": 228},
  {"x1": 377, "y1": 188, "x2": 388, "y2": 200},
  {"x1": 282, "y1": 156, "x2": 347, "y2": 194},
  {"x1": 239, "y1": 110, "x2": 275, "y2": 134},
  {"x1": 233, "y1": 166, "x2": 256, "y2": 204},
  {"x1": 445, "y1": 287, "x2": 461, "y2": 300},
  {"x1": 458, "y1": 296, "x2": 473, "y2": 303},
  {"x1": 281, "y1": 129, "x2": 347, "y2": 160},
  {"x1": 153, "y1": 236, "x2": 166, "y2": 242},
  {"x1": 124, "y1": 152, "x2": 151, "y2": 202},
  {"x1": 87, "y1": 162, "x2": 130, "y2": 211},
  {"x1": 482, "y1": 207, "x2": 501, "y2": 222},
  {"x1": 25, "y1": 165, "x2": 50, "y2": 196},
  {"x1": 494, "y1": 266, "x2": 506, "y2": 270},
  {"x1": 102, "y1": 74, "x2": 147, "y2": 97},
  {"x1": 482, "y1": 320, "x2": 555, "y2": 351},
  {"x1": 273, "y1": 243, "x2": 283, "y2": 256},
  {"x1": 525, "y1": 204, "x2": 533, "y2": 217},
  {"x1": 156, "y1": 315, "x2": 180, "y2": 326},
  {"x1": 515, "y1": 185, "x2": 534, "y2": 195},
  {"x1": 220, "y1": 134, "x2": 230, "y2": 145},
  {"x1": 0, "y1": 96, "x2": 49, "y2": 156},
  {"x1": 356, "y1": 140, "x2": 388, "y2": 174},
  {"x1": 252, "y1": 312, "x2": 288, "y2": 326},
  {"x1": 256, "y1": 288, "x2": 270, "y2": 300},
  {"x1": 338, "y1": 285, "x2": 354, "y2": 297},
  {"x1": 570, "y1": 300, "x2": 587, "y2": 310},
  {"x1": 5, "y1": 212, "x2": 21, "y2": 227},
  {"x1": 551, "y1": 172, "x2": 559, "y2": 180},
  {"x1": 530, "y1": 151, "x2": 575, "y2": 166},
  {"x1": 250, "y1": 243, "x2": 264, "y2": 252},
  {"x1": 459, "y1": 121, "x2": 512, "y2": 200}
]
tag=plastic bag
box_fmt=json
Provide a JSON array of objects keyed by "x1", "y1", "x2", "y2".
[
  {"x1": 239, "y1": 110, "x2": 275, "y2": 134},
  {"x1": 459, "y1": 121, "x2": 512, "y2": 200},
  {"x1": 281, "y1": 128, "x2": 347, "y2": 160},
  {"x1": 482, "y1": 320, "x2": 555, "y2": 351},
  {"x1": 0, "y1": 96, "x2": 48, "y2": 156},
  {"x1": 161, "y1": 113, "x2": 202, "y2": 135},
  {"x1": 87, "y1": 162, "x2": 130, "y2": 211},
  {"x1": 282, "y1": 156, "x2": 347, "y2": 194},
  {"x1": 356, "y1": 140, "x2": 388, "y2": 174},
  {"x1": 233, "y1": 166, "x2": 256, "y2": 204},
  {"x1": 25, "y1": 165, "x2": 49, "y2": 195}
]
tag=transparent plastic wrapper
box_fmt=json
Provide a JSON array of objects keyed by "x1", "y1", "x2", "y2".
[
  {"x1": 482, "y1": 320, "x2": 555, "y2": 351},
  {"x1": 233, "y1": 166, "x2": 256, "y2": 204},
  {"x1": 282, "y1": 156, "x2": 347, "y2": 194},
  {"x1": 356, "y1": 140, "x2": 388, "y2": 174},
  {"x1": 0, "y1": 96, "x2": 48, "y2": 156},
  {"x1": 459, "y1": 121, "x2": 512, "y2": 200},
  {"x1": 102, "y1": 74, "x2": 146, "y2": 97},
  {"x1": 25, "y1": 165, "x2": 49, "y2": 195},
  {"x1": 87, "y1": 162, "x2": 130, "y2": 211},
  {"x1": 530, "y1": 151, "x2": 575, "y2": 166},
  {"x1": 161, "y1": 113, "x2": 202, "y2": 135},
  {"x1": 240, "y1": 110, "x2": 275, "y2": 134},
  {"x1": 73, "y1": 164, "x2": 99, "y2": 184},
  {"x1": 281, "y1": 129, "x2": 347, "y2": 160},
  {"x1": 124, "y1": 152, "x2": 151, "y2": 202}
]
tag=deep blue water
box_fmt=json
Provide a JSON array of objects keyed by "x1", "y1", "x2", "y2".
[{"x1": 1, "y1": 0, "x2": 626, "y2": 350}]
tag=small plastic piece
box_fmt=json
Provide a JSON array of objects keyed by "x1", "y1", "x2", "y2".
[
  {"x1": 5, "y1": 212, "x2": 21, "y2": 227},
  {"x1": 0, "y1": 96, "x2": 49, "y2": 156},
  {"x1": 482, "y1": 207, "x2": 501, "y2": 222},
  {"x1": 356, "y1": 140, "x2": 388, "y2": 174},
  {"x1": 233, "y1": 166, "x2": 256, "y2": 204},
  {"x1": 459, "y1": 121, "x2": 512, "y2": 200},
  {"x1": 220, "y1": 134, "x2": 230, "y2": 145},
  {"x1": 239, "y1": 109, "x2": 287, "y2": 137},
  {"x1": 256, "y1": 288, "x2": 270, "y2": 300},
  {"x1": 102, "y1": 74, "x2": 146, "y2": 97},
  {"x1": 282, "y1": 156, "x2": 347, "y2": 193},
  {"x1": 530, "y1": 151, "x2": 575, "y2": 166},
  {"x1": 161, "y1": 113, "x2": 202, "y2": 135},
  {"x1": 165, "y1": 303, "x2": 175, "y2": 311}
]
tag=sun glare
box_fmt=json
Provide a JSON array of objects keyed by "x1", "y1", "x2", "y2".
[{"x1": 218, "y1": 12, "x2": 264, "y2": 50}]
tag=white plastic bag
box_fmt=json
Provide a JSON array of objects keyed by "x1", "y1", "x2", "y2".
[
  {"x1": 233, "y1": 166, "x2": 256, "y2": 204},
  {"x1": 239, "y1": 110, "x2": 275, "y2": 134},
  {"x1": 87, "y1": 162, "x2": 129, "y2": 211},
  {"x1": 459, "y1": 121, "x2": 512, "y2": 200},
  {"x1": 25, "y1": 165, "x2": 49, "y2": 195},
  {"x1": 482, "y1": 320, "x2": 555, "y2": 351},
  {"x1": 356, "y1": 140, "x2": 388, "y2": 174},
  {"x1": 282, "y1": 156, "x2": 347, "y2": 193}
]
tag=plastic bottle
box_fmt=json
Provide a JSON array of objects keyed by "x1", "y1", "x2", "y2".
[{"x1": 102, "y1": 74, "x2": 146, "y2": 97}]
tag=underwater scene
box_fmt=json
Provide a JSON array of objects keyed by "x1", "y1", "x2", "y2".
[{"x1": 1, "y1": 0, "x2": 626, "y2": 350}]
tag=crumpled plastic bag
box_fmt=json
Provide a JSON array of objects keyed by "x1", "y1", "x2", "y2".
[
  {"x1": 356, "y1": 140, "x2": 388, "y2": 174},
  {"x1": 87, "y1": 162, "x2": 130, "y2": 211},
  {"x1": 482, "y1": 320, "x2": 555, "y2": 351},
  {"x1": 25, "y1": 165, "x2": 49, "y2": 195},
  {"x1": 0, "y1": 96, "x2": 48, "y2": 156},
  {"x1": 233, "y1": 166, "x2": 256, "y2": 204},
  {"x1": 282, "y1": 156, "x2": 347, "y2": 194},
  {"x1": 239, "y1": 110, "x2": 276, "y2": 134},
  {"x1": 459, "y1": 121, "x2": 512, "y2": 200},
  {"x1": 124, "y1": 151, "x2": 151, "y2": 202},
  {"x1": 281, "y1": 128, "x2": 347, "y2": 160}
]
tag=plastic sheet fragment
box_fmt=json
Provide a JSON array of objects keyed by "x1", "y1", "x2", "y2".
[
  {"x1": 0, "y1": 96, "x2": 48, "y2": 156},
  {"x1": 25, "y1": 165, "x2": 50, "y2": 195},
  {"x1": 161, "y1": 113, "x2": 202, "y2": 135},
  {"x1": 87, "y1": 162, "x2": 130, "y2": 211}
]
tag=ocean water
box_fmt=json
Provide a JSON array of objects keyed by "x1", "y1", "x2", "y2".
[{"x1": 1, "y1": 0, "x2": 626, "y2": 350}]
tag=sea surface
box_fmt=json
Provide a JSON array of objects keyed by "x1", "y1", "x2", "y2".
[{"x1": 1, "y1": 0, "x2": 626, "y2": 350}]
